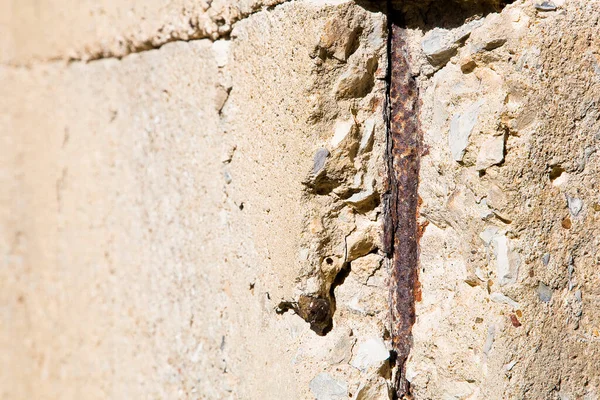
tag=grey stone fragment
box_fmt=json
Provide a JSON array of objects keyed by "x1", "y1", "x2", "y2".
[
  {"x1": 537, "y1": 282, "x2": 553, "y2": 303},
  {"x1": 535, "y1": 1, "x2": 557, "y2": 11},
  {"x1": 449, "y1": 99, "x2": 485, "y2": 161},
  {"x1": 542, "y1": 253, "x2": 551, "y2": 266},
  {"x1": 223, "y1": 171, "x2": 232, "y2": 184},
  {"x1": 579, "y1": 146, "x2": 596, "y2": 170},
  {"x1": 329, "y1": 330, "x2": 354, "y2": 365},
  {"x1": 454, "y1": 20, "x2": 483, "y2": 42},
  {"x1": 344, "y1": 189, "x2": 376, "y2": 210},
  {"x1": 214, "y1": 85, "x2": 230, "y2": 112},
  {"x1": 422, "y1": 28, "x2": 458, "y2": 67},
  {"x1": 567, "y1": 196, "x2": 583, "y2": 216},
  {"x1": 490, "y1": 292, "x2": 520, "y2": 309},
  {"x1": 479, "y1": 199, "x2": 495, "y2": 220},
  {"x1": 313, "y1": 148, "x2": 330, "y2": 174},
  {"x1": 568, "y1": 257, "x2": 575, "y2": 291},
  {"x1": 309, "y1": 373, "x2": 348, "y2": 400},
  {"x1": 422, "y1": 20, "x2": 482, "y2": 67}
]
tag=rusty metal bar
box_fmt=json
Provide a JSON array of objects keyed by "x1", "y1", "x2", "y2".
[{"x1": 385, "y1": 16, "x2": 422, "y2": 399}]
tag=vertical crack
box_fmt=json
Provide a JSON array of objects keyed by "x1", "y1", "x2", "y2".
[
  {"x1": 384, "y1": 7, "x2": 422, "y2": 400},
  {"x1": 382, "y1": 1, "x2": 516, "y2": 397}
]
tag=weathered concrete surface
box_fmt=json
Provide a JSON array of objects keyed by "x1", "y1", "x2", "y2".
[
  {"x1": 408, "y1": 1, "x2": 600, "y2": 398},
  {"x1": 0, "y1": 0, "x2": 285, "y2": 64},
  {"x1": 1, "y1": 1, "x2": 389, "y2": 398},
  {"x1": 1, "y1": 41, "x2": 229, "y2": 399},
  {"x1": 2, "y1": 0, "x2": 600, "y2": 398}
]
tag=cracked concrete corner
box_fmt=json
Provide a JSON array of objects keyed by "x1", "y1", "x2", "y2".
[{"x1": 1, "y1": 0, "x2": 291, "y2": 65}]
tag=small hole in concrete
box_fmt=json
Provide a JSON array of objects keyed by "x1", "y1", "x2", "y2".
[{"x1": 549, "y1": 165, "x2": 565, "y2": 182}]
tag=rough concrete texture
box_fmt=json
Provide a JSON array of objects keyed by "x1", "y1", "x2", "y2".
[
  {"x1": 0, "y1": 0, "x2": 286, "y2": 64},
  {"x1": 1, "y1": 41, "x2": 226, "y2": 399},
  {"x1": 2, "y1": 1, "x2": 390, "y2": 398},
  {"x1": 2, "y1": 0, "x2": 600, "y2": 399},
  {"x1": 408, "y1": 0, "x2": 600, "y2": 398}
]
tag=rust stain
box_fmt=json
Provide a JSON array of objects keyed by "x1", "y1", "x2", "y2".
[
  {"x1": 510, "y1": 314, "x2": 522, "y2": 328},
  {"x1": 385, "y1": 20, "x2": 422, "y2": 399}
]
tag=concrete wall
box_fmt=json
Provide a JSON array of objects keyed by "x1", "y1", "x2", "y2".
[
  {"x1": 2, "y1": 0, "x2": 599, "y2": 399},
  {"x1": 407, "y1": 1, "x2": 600, "y2": 398}
]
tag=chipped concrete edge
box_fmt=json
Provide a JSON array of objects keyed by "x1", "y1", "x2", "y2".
[{"x1": 2, "y1": 0, "x2": 298, "y2": 68}]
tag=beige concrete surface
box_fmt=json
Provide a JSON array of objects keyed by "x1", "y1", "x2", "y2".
[
  {"x1": 0, "y1": 0, "x2": 285, "y2": 64},
  {"x1": 2, "y1": 0, "x2": 600, "y2": 399},
  {"x1": 408, "y1": 1, "x2": 600, "y2": 398},
  {"x1": 1, "y1": 1, "x2": 389, "y2": 398},
  {"x1": 1, "y1": 41, "x2": 229, "y2": 399}
]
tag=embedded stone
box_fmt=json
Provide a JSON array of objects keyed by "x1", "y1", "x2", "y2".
[
  {"x1": 331, "y1": 119, "x2": 355, "y2": 148},
  {"x1": 492, "y1": 234, "x2": 520, "y2": 286},
  {"x1": 449, "y1": 100, "x2": 485, "y2": 161},
  {"x1": 476, "y1": 135, "x2": 505, "y2": 170},
  {"x1": 351, "y1": 337, "x2": 389, "y2": 371},
  {"x1": 319, "y1": 18, "x2": 359, "y2": 61},
  {"x1": 333, "y1": 57, "x2": 376, "y2": 99},
  {"x1": 355, "y1": 378, "x2": 389, "y2": 400},
  {"x1": 328, "y1": 329, "x2": 354, "y2": 365},
  {"x1": 344, "y1": 189, "x2": 376, "y2": 211},
  {"x1": 537, "y1": 282, "x2": 553, "y2": 303},
  {"x1": 490, "y1": 292, "x2": 520, "y2": 309},
  {"x1": 212, "y1": 40, "x2": 231, "y2": 67},
  {"x1": 313, "y1": 148, "x2": 330, "y2": 174},
  {"x1": 346, "y1": 222, "x2": 377, "y2": 262},
  {"x1": 309, "y1": 373, "x2": 348, "y2": 400},
  {"x1": 484, "y1": 38, "x2": 507, "y2": 51},
  {"x1": 359, "y1": 118, "x2": 375, "y2": 154},
  {"x1": 483, "y1": 325, "x2": 496, "y2": 355},
  {"x1": 535, "y1": 1, "x2": 557, "y2": 11},
  {"x1": 505, "y1": 360, "x2": 518, "y2": 371},
  {"x1": 422, "y1": 28, "x2": 458, "y2": 67},
  {"x1": 422, "y1": 20, "x2": 482, "y2": 67},
  {"x1": 479, "y1": 226, "x2": 499, "y2": 245},
  {"x1": 567, "y1": 196, "x2": 583, "y2": 216},
  {"x1": 351, "y1": 253, "x2": 383, "y2": 284},
  {"x1": 542, "y1": 253, "x2": 551, "y2": 266}
]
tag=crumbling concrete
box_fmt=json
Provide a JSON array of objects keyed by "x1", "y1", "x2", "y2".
[
  {"x1": 1, "y1": 0, "x2": 599, "y2": 399},
  {"x1": 410, "y1": 1, "x2": 600, "y2": 398}
]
